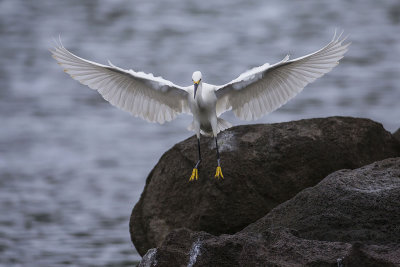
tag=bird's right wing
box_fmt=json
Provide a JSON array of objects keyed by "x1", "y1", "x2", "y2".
[
  {"x1": 51, "y1": 42, "x2": 190, "y2": 124},
  {"x1": 215, "y1": 31, "x2": 350, "y2": 120}
]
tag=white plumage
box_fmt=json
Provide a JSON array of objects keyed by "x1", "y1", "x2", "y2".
[
  {"x1": 51, "y1": 30, "x2": 350, "y2": 180},
  {"x1": 51, "y1": 43, "x2": 190, "y2": 124},
  {"x1": 215, "y1": 31, "x2": 350, "y2": 121}
]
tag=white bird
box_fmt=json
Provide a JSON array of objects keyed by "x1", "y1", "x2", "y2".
[{"x1": 50, "y1": 31, "x2": 350, "y2": 181}]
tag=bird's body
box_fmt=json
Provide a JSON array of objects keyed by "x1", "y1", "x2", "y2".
[
  {"x1": 187, "y1": 81, "x2": 223, "y2": 137},
  {"x1": 51, "y1": 31, "x2": 350, "y2": 181}
]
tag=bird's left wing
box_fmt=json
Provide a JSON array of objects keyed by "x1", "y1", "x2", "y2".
[
  {"x1": 51, "y1": 42, "x2": 189, "y2": 124},
  {"x1": 215, "y1": 31, "x2": 350, "y2": 120}
]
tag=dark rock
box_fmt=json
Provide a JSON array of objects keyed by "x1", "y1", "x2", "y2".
[
  {"x1": 148, "y1": 228, "x2": 353, "y2": 267},
  {"x1": 130, "y1": 117, "x2": 400, "y2": 256},
  {"x1": 394, "y1": 128, "x2": 400, "y2": 143},
  {"x1": 141, "y1": 158, "x2": 400, "y2": 266},
  {"x1": 245, "y1": 157, "x2": 400, "y2": 244},
  {"x1": 142, "y1": 228, "x2": 400, "y2": 267}
]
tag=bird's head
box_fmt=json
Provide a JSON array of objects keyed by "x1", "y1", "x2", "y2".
[{"x1": 192, "y1": 71, "x2": 202, "y2": 99}]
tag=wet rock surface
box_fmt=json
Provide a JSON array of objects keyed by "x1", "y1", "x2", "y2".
[
  {"x1": 245, "y1": 157, "x2": 400, "y2": 244},
  {"x1": 141, "y1": 158, "x2": 400, "y2": 266},
  {"x1": 146, "y1": 228, "x2": 400, "y2": 267},
  {"x1": 130, "y1": 117, "x2": 400, "y2": 256}
]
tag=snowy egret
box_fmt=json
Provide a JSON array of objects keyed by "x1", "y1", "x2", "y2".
[{"x1": 51, "y1": 31, "x2": 349, "y2": 181}]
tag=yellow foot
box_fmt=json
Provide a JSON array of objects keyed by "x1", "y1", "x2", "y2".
[
  {"x1": 215, "y1": 166, "x2": 224, "y2": 179},
  {"x1": 189, "y1": 168, "x2": 199, "y2": 181}
]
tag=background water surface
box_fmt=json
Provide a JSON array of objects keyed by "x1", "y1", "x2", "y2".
[{"x1": 0, "y1": 0, "x2": 399, "y2": 266}]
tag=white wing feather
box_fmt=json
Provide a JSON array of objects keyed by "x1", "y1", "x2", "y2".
[
  {"x1": 215, "y1": 31, "x2": 350, "y2": 120},
  {"x1": 51, "y1": 42, "x2": 189, "y2": 124}
]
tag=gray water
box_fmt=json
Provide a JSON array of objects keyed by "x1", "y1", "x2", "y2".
[{"x1": 0, "y1": 0, "x2": 399, "y2": 266}]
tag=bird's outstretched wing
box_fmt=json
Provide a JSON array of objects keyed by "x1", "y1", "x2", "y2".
[
  {"x1": 215, "y1": 31, "x2": 350, "y2": 120},
  {"x1": 51, "y1": 42, "x2": 189, "y2": 124}
]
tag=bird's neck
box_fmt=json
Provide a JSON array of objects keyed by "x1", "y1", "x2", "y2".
[{"x1": 195, "y1": 83, "x2": 204, "y2": 103}]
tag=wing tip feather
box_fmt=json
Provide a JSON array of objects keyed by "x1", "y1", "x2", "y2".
[{"x1": 221, "y1": 29, "x2": 351, "y2": 121}]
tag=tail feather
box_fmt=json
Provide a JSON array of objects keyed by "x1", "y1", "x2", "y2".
[
  {"x1": 217, "y1": 118, "x2": 232, "y2": 133},
  {"x1": 187, "y1": 118, "x2": 232, "y2": 136},
  {"x1": 187, "y1": 121, "x2": 195, "y2": 132}
]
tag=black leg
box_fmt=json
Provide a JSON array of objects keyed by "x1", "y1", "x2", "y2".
[
  {"x1": 195, "y1": 138, "x2": 202, "y2": 168},
  {"x1": 189, "y1": 138, "x2": 201, "y2": 181},
  {"x1": 215, "y1": 137, "x2": 220, "y2": 166},
  {"x1": 215, "y1": 136, "x2": 224, "y2": 179}
]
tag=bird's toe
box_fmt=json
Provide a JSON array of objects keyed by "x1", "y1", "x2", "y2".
[
  {"x1": 214, "y1": 166, "x2": 224, "y2": 179},
  {"x1": 189, "y1": 168, "x2": 198, "y2": 181}
]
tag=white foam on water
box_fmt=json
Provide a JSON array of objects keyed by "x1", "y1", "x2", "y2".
[
  {"x1": 140, "y1": 248, "x2": 158, "y2": 267},
  {"x1": 210, "y1": 130, "x2": 237, "y2": 152},
  {"x1": 187, "y1": 239, "x2": 202, "y2": 267}
]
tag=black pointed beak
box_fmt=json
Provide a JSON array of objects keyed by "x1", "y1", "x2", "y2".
[{"x1": 194, "y1": 83, "x2": 199, "y2": 99}]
